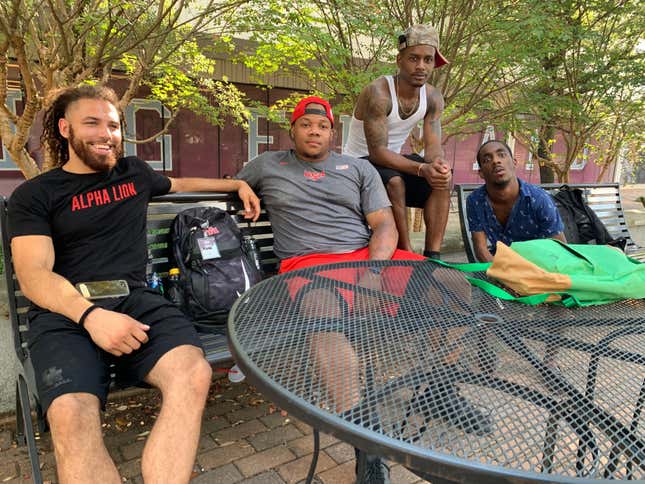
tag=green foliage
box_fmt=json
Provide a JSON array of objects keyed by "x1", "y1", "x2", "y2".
[
  {"x1": 230, "y1": 0, "x2": 643, "y2": 180},
  {"x1": 231, "y1": 0, "x2": 397, "y2": 113},
  {"x1": 2, "y1": 0, "x2": 641, "y2": 181},
  {"x1": 496, "y1": 0, "x2": 644, "y2": 180},
  {"x1": 230, "y1": 0, "x2": 540, "y2": 138},
  {"x1": 0, "y1": 0, "x2": 252, "y2": 176},
  {"x1": 145, "y1": 35, "x2": 249, "y2": 129}
]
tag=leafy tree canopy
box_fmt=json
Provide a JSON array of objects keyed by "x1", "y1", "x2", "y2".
[{"x1": 0, "y1": 0, "x2": 250, "y2": 178}]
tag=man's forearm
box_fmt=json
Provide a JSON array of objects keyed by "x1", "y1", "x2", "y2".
[
  {"x1": 368, "y1": 224, "x2": 398, "y2": 260},
  {"x1": 423, "y1": 147, "x2": 444, "y2": 164},
  {"x1": 474, "y1": 245, "x2": 494, "y2": 263},
  {"x1": 369, "y1": 147, "x2": 422, "y2": 175},
  {"x1": 169, "y1": 177, "x2": 243, "y2": 193},
  {"x1": 18, "y1": 268, "x2": 93, "y2": 323}
]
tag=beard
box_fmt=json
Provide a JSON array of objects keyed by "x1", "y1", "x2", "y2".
[
  {"x1": 491, "y1": 175, "x2": 512, "y2": 187},
  {"x1": 68, "y1": 126, "x2": 121, "y2": 172}
]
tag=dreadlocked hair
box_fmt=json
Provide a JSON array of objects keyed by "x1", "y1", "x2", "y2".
[{"x1": 41, "y1": 85, "x2": 122, "y2": 168}]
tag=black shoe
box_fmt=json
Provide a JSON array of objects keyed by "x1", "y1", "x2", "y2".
[
  {"x1": 355, "y1": 448, "x2": 390, "y2": 484},
  {"x1": 424, "y1": 250, "x2": 441, "y2": 260},
  {"x1": 420, "y1": 382, "x2": 493, "y2": 436}
]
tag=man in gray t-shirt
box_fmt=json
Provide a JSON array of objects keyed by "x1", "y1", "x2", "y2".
[
  {"x1": 237, "y1": 147, "x2": 389, "y2": 260},
  {"x1": 236, "y1": 97, "x2": 490, "y2": 484},
  {"x1": 237, "y1": 96, "x2": 426, "y2": 483},
  {"x1": 236, "y1": 96, "x2": 425, "y2": 273}
]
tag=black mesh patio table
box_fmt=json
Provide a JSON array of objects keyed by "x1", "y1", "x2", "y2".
[{"x1": 227, "y1": 259, "x2": 645, "y2": 483}]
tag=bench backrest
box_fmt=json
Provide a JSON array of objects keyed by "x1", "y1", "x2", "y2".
[
  {"x1": 1, "y1": 192, "x2": 276, "y2": 364},
  {"x1": 146, "y1": 192, "x2": 277, "y2": 280},
  {"x1": 456, "y1": 182, "x2": 639, "y2": 262}
]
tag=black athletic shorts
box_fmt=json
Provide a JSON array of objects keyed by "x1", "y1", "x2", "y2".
[
  {"x1": 27, "y1": 287, "x2": 203, "y2": 414},
  {"x1": 366, "y1": 153, "x2": 432, "y2": 208}
]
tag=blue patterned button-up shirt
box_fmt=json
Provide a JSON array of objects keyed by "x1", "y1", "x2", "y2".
[{"x1": 466, "y1": 179, "x2": 564, "y2": 254}]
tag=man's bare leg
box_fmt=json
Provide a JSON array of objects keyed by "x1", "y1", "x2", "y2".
[
  {"x1": 424, "y1": 189, "x2": 451, "y2": 253},
  {"x1": 423, "y1": 268, "x2": 493, "y2": 435},
  {"x1": 300, "y1": 287, "x2": 361, "y2": 413},
  {"x1": 385, "y1": 177, "x2": 412, "y2": 252},
  {"x1": 48, "y1": 393, "x2": 121, "y2": 484},
  {"x1": 299, "y1": 286, "x2": 384, "y2": 478},
  {"x1": 142, "y1": 345, "x2": 212, "y2": 483},
  {"x1": 310, "y1": 332, "x2": 361, "y2": 412},
  {"x1": 426, "y1": 268, "x2": 472, "y2": 364}
]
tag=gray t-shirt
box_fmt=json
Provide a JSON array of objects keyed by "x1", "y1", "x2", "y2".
[{"x1": 236, "y1": 150, "x2": 390, "y2": 259}]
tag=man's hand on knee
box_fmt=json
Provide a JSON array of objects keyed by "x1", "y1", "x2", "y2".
[
  {"x1": 84, "y1": 308, "x2": 150, "y2": 356},
  {"x1": 420, "y1": 159, "x2": 451, "y2": 190}
]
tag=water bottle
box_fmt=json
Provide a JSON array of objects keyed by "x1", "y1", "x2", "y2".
[
  {"x1": 242, "y1": 235, "x2": 262, "y2": 272},
  {"x1": 166, "y1": 268, "x2": 184, "y2": 308},
  {"x1": 147, "y1": 272, "x2": 164, "y2": 295}
]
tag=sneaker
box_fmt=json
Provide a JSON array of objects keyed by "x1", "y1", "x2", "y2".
[
  {"x1": 355, "y1": 448, "x2": 390, "y2": 484},
  {"x1": 420, "y1": 381, "x2": 493, "y2": 436}
]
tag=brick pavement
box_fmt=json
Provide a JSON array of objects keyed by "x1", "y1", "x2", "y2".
[{"x1": 0, "y1": 375, "x2": 429, "y2": 483}]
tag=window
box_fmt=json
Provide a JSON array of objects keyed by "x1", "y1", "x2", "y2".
[
  {"x1": 526, "y1": 133, "x2": 539, "y2": 171},
  {"x1": 571, "y1": 146, "x2": 589, "y2": 170},
  {"x1": 0, "y1": 89, "x2": 23, "y2": 170},
  {"x1": 123, "y1": 99, "x2": 173, "y2": 171},
  {"x1": 474, "y1": 125, "x2": 496, "y2": 170}
]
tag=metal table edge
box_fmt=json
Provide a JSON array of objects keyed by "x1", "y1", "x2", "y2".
[{"x1": 225, "y1": 274, "x2": 603, "y2": 484}]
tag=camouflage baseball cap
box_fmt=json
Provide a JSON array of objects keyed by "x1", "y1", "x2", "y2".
[{"x1": 397, "y1": 24, "x2": 449, "y2": 68}]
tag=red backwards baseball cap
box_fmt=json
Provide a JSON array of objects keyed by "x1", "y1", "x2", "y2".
[{"x1": 291, "y1": 96, "x2": 334, "y2": 127}]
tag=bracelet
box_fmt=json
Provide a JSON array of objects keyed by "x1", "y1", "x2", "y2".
[
  {"x1": 78, "y1": 305, "x2": 99, "y2": 328},
  {"x1": 416, "y1": 163, "x2": 424, "y2": 177}
]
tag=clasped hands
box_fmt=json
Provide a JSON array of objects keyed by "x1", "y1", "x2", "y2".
[{"x1": 418, "y1": 158, "x2": 451, "y2": 190}]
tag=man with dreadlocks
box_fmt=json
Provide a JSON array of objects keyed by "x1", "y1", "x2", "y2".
[{"x1": 7, "y1": 85, "x2": 260, "y2": 484}]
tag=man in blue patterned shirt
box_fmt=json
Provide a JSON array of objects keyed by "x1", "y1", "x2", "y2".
[{"x1": 467, "y1": 140, "x2": 565, "y2": 262}]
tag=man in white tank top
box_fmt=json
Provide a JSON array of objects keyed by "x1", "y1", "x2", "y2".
[{"x1": 344, "y1": 25, "x2": 451, "y2": 260}]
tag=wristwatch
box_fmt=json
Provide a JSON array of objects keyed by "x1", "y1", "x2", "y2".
[{"x1": 368, "y1": 266, "x2": 382, "y2": 275}]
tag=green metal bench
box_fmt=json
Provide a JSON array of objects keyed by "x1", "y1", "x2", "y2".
[
  {"x1": 1, "y1": 192, "x2": 277, "y2": 483},
  {"x1": 456, "y1": 182, "x2": 645, "y2": 263}
]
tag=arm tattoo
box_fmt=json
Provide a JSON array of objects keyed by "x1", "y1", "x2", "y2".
[
  {"x1": 363, "y1": 82, "x2": 391, "y2": 150},
  {"x1": 430, "y1": 118, "x2": 442, "y2": 141},
  {"x1": 424, "y1": 87, "x2": 445, "y2": 160}
]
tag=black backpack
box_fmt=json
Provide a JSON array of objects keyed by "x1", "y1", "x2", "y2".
[
  {"x1": 170, "y1": 206, "x2": 262, "y2": 325},
  {"x1": 552, "y1": 185, "x2": 626, "y2": 250}
]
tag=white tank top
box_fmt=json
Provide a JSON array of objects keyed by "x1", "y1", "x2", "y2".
[{"x1": 344, "y1": 75, "x2": 427, "y2": 158}]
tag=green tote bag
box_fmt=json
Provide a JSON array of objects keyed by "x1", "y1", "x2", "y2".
[{"x1": 436, "y1": 239, "x2": 645, "y2": 307}]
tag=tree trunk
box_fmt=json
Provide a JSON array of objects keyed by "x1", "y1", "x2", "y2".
[
  {"x1": 7, "y1": 146, "x2": 40, "y2": 180},
  {"x1": 538, "y1": 127, "x2": 555, "y2": 183}
]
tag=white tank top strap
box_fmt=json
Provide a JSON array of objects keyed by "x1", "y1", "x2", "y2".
[
  {"x1": 385, "y1": 76, "x2": 399, "y2": 121},
  {"x1": 384, "y1": 75, "x2": 427, "y2": 153}
]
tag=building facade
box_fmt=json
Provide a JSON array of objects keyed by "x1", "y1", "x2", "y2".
[{"x1": 0, "y1": 71, "x2": 615, "y2": 195}]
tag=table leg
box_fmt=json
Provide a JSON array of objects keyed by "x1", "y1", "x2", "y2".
[
  {"x1": 305, "y1": 429, "x2": 320, "y2": 484},
  {"x1": 355, "y1": 449, "x2": 368, "y2": 484}
]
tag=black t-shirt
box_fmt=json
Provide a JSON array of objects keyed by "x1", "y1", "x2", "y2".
[{"x1": 8, "y1": 156, "x2": 171, "y2": 285}]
